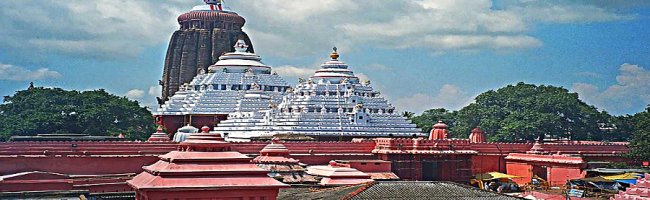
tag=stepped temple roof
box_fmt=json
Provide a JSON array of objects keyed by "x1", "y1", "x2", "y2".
[
  {"x1": 156, "y1": 39, "x2": 290, "y2": 116},
  {"x1": 128, "y1": 123, "x2": 288, "y2": 199},
  {"x1": 307, "y1": 161, "x2": 374, "y2": 186},
  {"x1": 613, "y1": 174, "x2": 650, "y2": 199},
  {"x1": 213, "y1": 48, "x2": 423, "y2": 141},
  {"x1": 148, "y1": 126, "x2": 172, "y2": 142}
]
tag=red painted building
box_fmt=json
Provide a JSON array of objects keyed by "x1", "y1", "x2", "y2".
[
  {"x1": 0, "y1": 122, "x2": 632, "y2": 198},
  {"x1": 128, "y1": 128, "x2": 288, "y2": 200}
]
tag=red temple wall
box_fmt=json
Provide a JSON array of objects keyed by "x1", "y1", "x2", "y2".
[
  {"x1": 0, "y1": 180, "x2": 74, "y2": 192},
  {"x1": 471, "y1": 155, "x2": 506, "y2": 174},
  {"x1": 138, "y1": 188, "x2": 282, "y2": 200},
  {"x1": 547, "y1": 166, "x2": 583, "y2": 186},
  {"x1": 506, "y1": 162, "x2": 534, "y2": 185},
  {"x1": 342, "y1": 161, "x2": 391, "y2": 173},
  {"x1": 0, "y1": 156, "x2": 161, "y2": 175}
]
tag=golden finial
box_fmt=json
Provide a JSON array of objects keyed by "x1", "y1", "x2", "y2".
[{"x1": 330, "y1": 46, "x2": 339, "y2": 60}]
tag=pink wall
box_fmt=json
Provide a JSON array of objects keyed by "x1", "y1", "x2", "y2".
[
  {"x1": 471, "y1": 155, "x2": 506, "y2": 174},
  {"x1": 0, "y1": 156, "x2": 160, "y2": 175},
  {"x1": 506, "y1": 162, "x2": 533, "y2": 185},
  {"x1": 547, "y1": 167, "x2": 583, "y2": 186},
  {"x1": 139, "y1": 188, "x2": 282, "y2": 200}
]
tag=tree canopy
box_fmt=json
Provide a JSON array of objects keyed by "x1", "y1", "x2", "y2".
[
  {"x1": 408, "y1": 82, "x2": 612, "y2": 142},
  {"x1": 0, "y1": 87, "x2": 155, "y2": 141},
  {"x1": 628, "y1": 106, "x2": 650, "y2": 161}
]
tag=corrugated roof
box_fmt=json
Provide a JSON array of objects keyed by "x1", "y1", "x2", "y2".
[{"x1": 348, "y1": 181, "x2": 522, "y2": 200}]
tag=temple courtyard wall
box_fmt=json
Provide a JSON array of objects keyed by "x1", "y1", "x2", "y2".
[{"x1": 0, "y1": 138, "x2": 630, "y2": 193}]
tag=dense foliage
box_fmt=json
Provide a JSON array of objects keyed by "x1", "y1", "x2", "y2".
[
  {"x1": 408, "y1": 82, "x2": 613, "y2": 142},
  {"x1": 408, "y1": 108, "x2": 455, "y2": 134},
  {"x1": 628, "y1": 106, "x2": 650, "y2": 161},
  {"x1": 0, "y1": 87, "x2": 155, "y2": 141}
]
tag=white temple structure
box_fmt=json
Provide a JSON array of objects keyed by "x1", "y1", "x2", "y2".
[
  {"x1": 213, "y1": 48, "x2": 423, "y2": 141},
  {"x1": 154, "y1": 39, "x2": 291, "y2": 137}
]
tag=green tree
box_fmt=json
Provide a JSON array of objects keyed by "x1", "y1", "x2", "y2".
[
  {"x1": 453, "y1": 82, "x2": 608, "y2": 142},
  {"x1": 0, "y1": 87, "x2": 155, "y2": 141},
  {"x1": 408, "y1": 108, "x2": 456, "y2": 134},
  {"x1": 628, "y1": 106, "x2": 650, "y2": 161}
]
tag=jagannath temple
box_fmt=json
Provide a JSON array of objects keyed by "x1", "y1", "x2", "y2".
[
  {"x1": 213, "y1": 48, "x2": 423, "y2": 141},
  {"x1": 0, "y1": 1, "x2": 647, "y2": 200}
]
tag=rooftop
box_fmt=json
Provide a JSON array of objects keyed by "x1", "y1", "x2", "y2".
[{"x1": 278, "y1": 181, "x2": 522, "y2": 200}]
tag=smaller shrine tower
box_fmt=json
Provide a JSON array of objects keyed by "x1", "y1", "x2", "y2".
[{"x1": 128, "y1": 127, "x2": 288, "y2": 200}]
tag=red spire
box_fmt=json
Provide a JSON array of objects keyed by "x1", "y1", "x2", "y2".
[
  {"x1": 429, "y1": 121, "x2": 448, "y2": 140},
  {"x1": 469, "y1": 126, "x2": 486, "y2": 143}
]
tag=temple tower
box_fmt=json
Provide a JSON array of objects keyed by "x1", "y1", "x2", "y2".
[{"x1": 161, "y1": 0, "x2": 254, "y2": 100}]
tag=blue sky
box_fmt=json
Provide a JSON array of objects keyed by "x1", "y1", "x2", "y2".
[{"x1": 0, "y1": 0, "x2": 649, "y2": 115}]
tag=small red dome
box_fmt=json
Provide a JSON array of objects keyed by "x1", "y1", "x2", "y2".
[
  {"x1": 471, "y1": 127, "x2": 485, "y2": 134},
  {"x1": 329, "y1": 160, "x2": 338, "y2": 167},
  {"x1": 201, "y1": 126, "x2": 210, "y2": 133},
  {"x1": 433, "y1": 121, "x2": 448, "y2": 129},
  {"x1": 469, "y1": 126, "x2": 486, "y2": 143},
  {"x1": 429, "y1": 121, "x2": 448, "y2": 140}
]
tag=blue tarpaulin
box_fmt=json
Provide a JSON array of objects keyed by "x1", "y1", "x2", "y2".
[{"x1": 615, "y1": 179, "x2": 637, "y2": 185}]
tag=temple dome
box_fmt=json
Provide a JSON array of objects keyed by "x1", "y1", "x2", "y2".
[
  {"x1": 173, "y1": 125, "x2": 199, "y2": 142},
  {"x1": 148, "y1": 126, "x2": 172, "y2": 142},
  {"x1": 433, "y1": 121, "x2": 448, "y2": 129},
  {"x1": 155, "y1": 39, "x2": 290, "y2": 118},
  {"x1": 310, "y1": 47, "x2": 359, "y2": 84},
  {"x1": 208, "y1": 40, "x2": 269, "y2": 74},
  {"x1": 213, "y1": 47, "x2": 423, "y2": 141},
  {"x1": 429, "y1": 121, "x2": 448, "y2": 140},
  {"x1": 180, "y1": 126, "x2": 230, "y2": 151},
  {"x1": 468, "y1": 127, "x2": 486, "y2": 143}
]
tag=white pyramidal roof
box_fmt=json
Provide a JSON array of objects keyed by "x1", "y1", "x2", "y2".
[
  {"x1": 154, "y1": 40, "x2": 291, "y2": 116},
  {"x1": 213, "y1": 48, "x2": 424, "y2": 141}
]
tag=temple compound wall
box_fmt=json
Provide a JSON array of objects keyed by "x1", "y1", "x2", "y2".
[{"x1": 0, "y1": 137, "x2": 630, "y2": 193}]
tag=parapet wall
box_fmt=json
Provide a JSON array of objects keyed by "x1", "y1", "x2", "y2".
[
  {"x1": 0, "y1": 141, "x2": 178, "y2": 175},
  {"x1": 231, "y1": 140, "x2": 377, "y2": 155}
]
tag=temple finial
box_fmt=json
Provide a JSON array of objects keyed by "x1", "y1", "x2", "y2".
[
  {"x1": 203, "y1": 0, "x2": 224, "y2": 11},
  {"x1": 234, "y1": 39, "x2": 249, "y2": 53},
  {"x1": 330, "y1": 47, "x2": 340, "y2": 60}
]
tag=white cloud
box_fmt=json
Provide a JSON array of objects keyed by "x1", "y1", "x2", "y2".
[
  {"x1": 124, "y1": 85, "x2": 162, "y2": 109},
  {"x1": 0, "y1": 63, "x2": 62, "y2": 81},
  {"x1": 230, "y1": 0, "x2": 631, "y2": 57},
  {"x1": 148, "y1": 85, "x2": 162, "y2": 97},
  {"x1": 571, "y1": 63, "x2": 650, "y2": 114},
  {"x1": 0, "y1": 0, "x2": 193, "y2": 58},
  {"x1": 356, "y1": 73, "x2": 371, "y2": 83},
  {"x1": 273, "y1": 65, "x2": 315, "y2": 79},
  {"x1": 125, "y1": 89, "x2": 145, "y2": 100},
  {"x1": 394, "y1": 84, "x2": 474, "y2": 114},
  {"x1": 0, "y1": 0, "x2": 635, "y2": 59}
]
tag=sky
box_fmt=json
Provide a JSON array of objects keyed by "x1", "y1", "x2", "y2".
[{"x1": 0, "y1": 0, "x2": 649, "y2": 115}]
